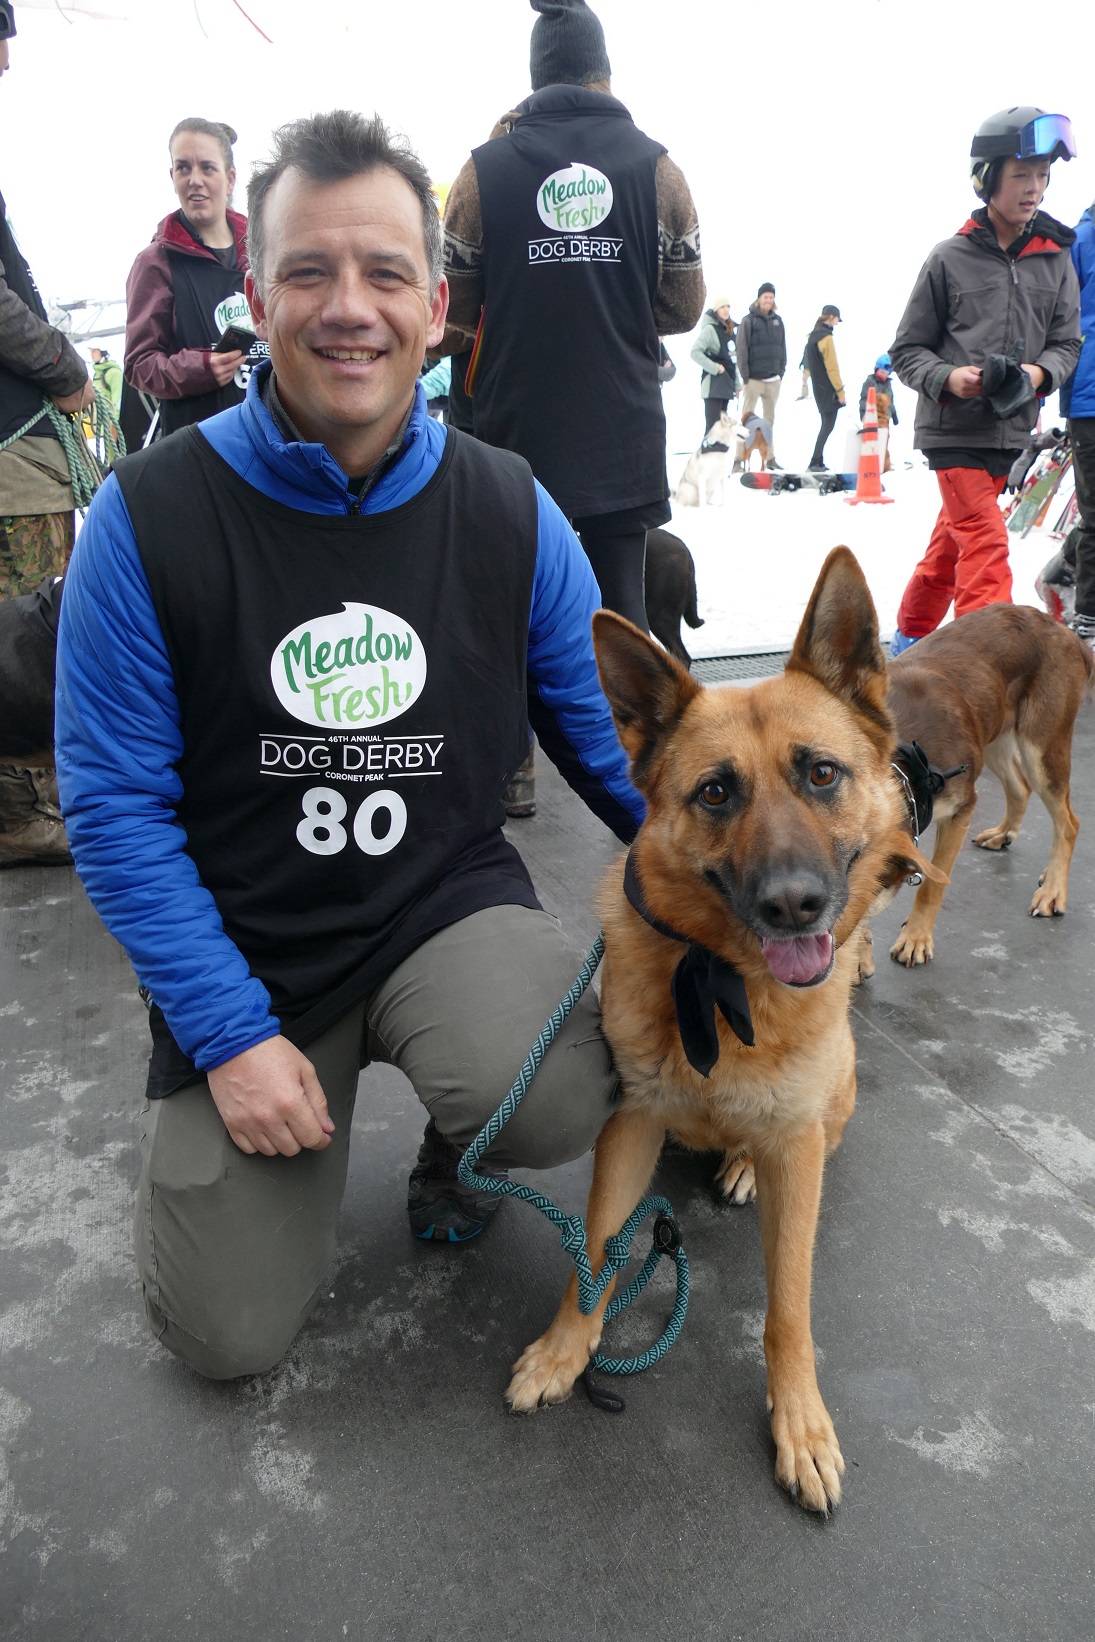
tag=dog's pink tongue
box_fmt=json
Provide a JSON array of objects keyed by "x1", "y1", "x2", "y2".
[{"x1": 761, "y1": 931, "x2": 834, "y2": 985}]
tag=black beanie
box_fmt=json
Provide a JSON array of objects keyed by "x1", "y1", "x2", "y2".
[
  {"x1": 529, "y1": 0, "x2": 611, "y2": 91},
  {"x1": 757, "y1": 282, "x2": 775, "y2": 298}
]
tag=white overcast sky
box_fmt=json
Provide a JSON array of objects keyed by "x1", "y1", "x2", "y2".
[{"x1": 3, "y1": 0, "x2": 1093, "y2": 406}]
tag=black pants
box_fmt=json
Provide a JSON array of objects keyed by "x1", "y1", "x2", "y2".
[
  {"x1": 575, "y1": 526, "x2": 648, "y2": 631},
  {"x1": 1069, "y1": 417, "x2": 1095, "y2": 618},
  {"x1": 704, "y1": 396, "x2": 733, "y2": 435},
  {"x1": 810, "y1": 402, "x2": 840, "y2": 468}
]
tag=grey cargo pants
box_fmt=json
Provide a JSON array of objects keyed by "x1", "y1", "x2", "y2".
[{"x1": 134, "y1": 906, "x2": 617, "y2": 1380}]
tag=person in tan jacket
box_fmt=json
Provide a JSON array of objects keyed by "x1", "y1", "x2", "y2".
[{"x1": 803, "y1": 305, "x2": 845, "y2": 471}]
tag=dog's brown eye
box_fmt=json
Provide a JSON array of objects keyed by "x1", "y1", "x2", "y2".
[
  {"x1": 699, "y1": 780, "x2": 729, "y2": 806},
  {"x1": 810, "y1": 763, "x2": 838, "y2": 788}
]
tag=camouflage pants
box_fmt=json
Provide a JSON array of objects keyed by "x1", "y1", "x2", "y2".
[
  {"x1": 0, "y1": 512, "x2": 74, "y2": 862},
  {"x1": 0, "y1": 510, "x2": 75, "y2": 601}
]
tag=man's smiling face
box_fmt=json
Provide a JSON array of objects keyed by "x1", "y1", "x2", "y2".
[{"x1": 247, "y1": 165, "x2": 447, "y2": 474}]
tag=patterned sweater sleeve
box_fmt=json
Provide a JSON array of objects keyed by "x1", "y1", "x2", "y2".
[{"x1": 652, "y1": 155, "x2": 704, "y2": 336}]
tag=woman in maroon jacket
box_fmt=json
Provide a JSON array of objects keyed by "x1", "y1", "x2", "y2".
[{"x1": 124, "y1": 118, "x2": 262, "y2": 437}]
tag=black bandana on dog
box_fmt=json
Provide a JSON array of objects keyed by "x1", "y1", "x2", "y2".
[
  {"x1": 623, "y1": 850, "x2": 754, "y2": 1077},
  {"x1": 892, "y1": 741, "x2": 969, "y2": 839}
]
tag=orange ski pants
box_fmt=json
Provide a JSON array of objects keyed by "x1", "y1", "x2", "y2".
[{"x1": 896, "y1": 466, "x2": 1011, "y2": 638}]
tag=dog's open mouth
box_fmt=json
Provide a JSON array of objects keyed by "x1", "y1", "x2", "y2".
[{"x1": 760, "y1": 931, "x2": 835, "y2": 987}]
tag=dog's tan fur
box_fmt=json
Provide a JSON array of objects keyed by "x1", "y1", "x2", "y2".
[
  {"x1": 885, "y1": 604, "x2": 1094, "y2": 967},
  {"x1": 506, "y1": 549, "x2": 939, "y2": 1512}
]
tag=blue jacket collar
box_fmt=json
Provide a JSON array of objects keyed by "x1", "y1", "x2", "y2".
[{"x1": 236, "y1": 358, "x2": 431, "y2": 509}]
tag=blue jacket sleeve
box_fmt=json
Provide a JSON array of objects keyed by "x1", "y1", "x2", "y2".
[
  {"x1": 525, "y1": 483, "x2": 645, "y2": 842},
  {"x1": 54, "y1": 476, "x2": 281, "y2": 1072}
]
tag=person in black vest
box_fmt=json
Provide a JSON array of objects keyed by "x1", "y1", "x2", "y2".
[
  {"x1": 736, "y1": 283, "x2": 787, "y2": 469},
  {"x1": 0, "y1": 0, "x2": 94, "y2": 866},
  {"x1": 55, "y1": 111, "x2": 648, "y2": 1381},
  {"x1": 441, "y1": 0, "x2": 704, "y2": 633},
  {"x1": 124, "y1": 118, "x2": 266, "y2": 437},
  {"x1": 803, "y1": 305, "x2": 846, "y2": 471}
]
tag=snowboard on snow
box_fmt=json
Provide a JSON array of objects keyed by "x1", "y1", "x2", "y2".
[{"x1": 740, "y1": 470, "x2": 858, "y2": 496}]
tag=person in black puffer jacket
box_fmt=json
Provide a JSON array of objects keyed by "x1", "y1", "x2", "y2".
[{"x1": 736, "y1": 282, "x2": 786, "y2": 467}]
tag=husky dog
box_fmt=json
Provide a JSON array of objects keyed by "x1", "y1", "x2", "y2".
[{"x1": 674, "y1": 411, "x2": 745, "y2": 507}]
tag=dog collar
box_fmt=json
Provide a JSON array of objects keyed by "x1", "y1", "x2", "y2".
[
  {"x1": 891, "y1": 740, "x2": 969, "y2": 842},
  {"x1": 699, "y1": 437, "x2": 730, "y2": 453},
  {"x1": 623, "y1": 849, "x2": 754, "y2": 1078}
]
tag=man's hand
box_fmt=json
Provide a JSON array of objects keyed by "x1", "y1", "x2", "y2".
[
  {"x1": 51, "y1": 379, "x2": 95, "y2": 415},
  {"x1": 715, "y1": 363, "x2": 725, "y2": 374},
  {"x1": 208, "y1": 348, "x2": 244, "y2": 387},
  {"x1": 945, "y1": 365, "x2": 983, "y2": 399},
  {"x1": 207, "y1": 1035, "x2": 336, "y2": 1157},
  {"x1": 1022, "y1": 363, "x2": 1047, "y2": 394}
]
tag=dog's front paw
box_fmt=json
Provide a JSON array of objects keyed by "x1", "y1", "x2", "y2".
[
  {"x1": 505, "y1": 1325, "x2": 595, "y2": 1413},
  {"x1": 890, "y1": 922, "x2": 934, "y2": 966},
  {"x1": 852, "y1": 925, "x2": 875, "y2": 985},
  {"x1": 768, "y1": 1386, "x2": 845, "y2": 1514},
  {"x1": 714, "y1": 1152, "x2": 756, "y2": 1204}
]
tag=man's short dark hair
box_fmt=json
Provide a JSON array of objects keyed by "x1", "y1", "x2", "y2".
[{"x1": 247, "y1": 111, "x2": 443, "y2": 298}]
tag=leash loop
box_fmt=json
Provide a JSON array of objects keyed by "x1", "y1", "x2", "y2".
[{"x1": 456, "y1": 932, "x2": 690, "y2": 1381}]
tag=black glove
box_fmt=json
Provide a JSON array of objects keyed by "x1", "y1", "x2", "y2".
[{"x1": 981, "y1": 343, "x2": 1035, "y2": 420}]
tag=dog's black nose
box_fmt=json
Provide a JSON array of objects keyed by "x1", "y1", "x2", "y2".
[{"x1": 755, "y1": 871, "x2": 830, "y2": 932}]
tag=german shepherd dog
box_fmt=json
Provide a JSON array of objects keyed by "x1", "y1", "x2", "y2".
[
  {"x1": 884, "y1": 604, "x2": 1094, "y2": 969},
  {"x1": 506, "y1": 548, "x2": 937, "y2": 1512}
]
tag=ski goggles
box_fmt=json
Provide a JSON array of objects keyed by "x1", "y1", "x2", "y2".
[{"x1": 972, "y1": 113, "x2": 1076, "y2": 164}]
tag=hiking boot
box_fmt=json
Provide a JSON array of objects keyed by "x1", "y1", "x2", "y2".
[
  {"x1": 1070, "y1": 612, "x2": 1095, "y2": 652},
  {"x1": 766, "y1": 458, "x2": 783, "y2": 471},
  {"x1": 0, "y1": 765, "x2": 72, "y2": 867},
  {"x1": 503, "y1": 745, "x2": 536, "y2": 818},
  {"x1": 407, "y1": 1119, "x2": 506, "y2": 1242},
  {"x1": 0, "y1": 811, "x2": 72, "y2": 867},
  {"x1": 807, "y1": 461, "x2": 828, "y2": 472}
]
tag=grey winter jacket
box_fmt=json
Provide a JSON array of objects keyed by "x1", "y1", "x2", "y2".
[
  {"x1": 890, "y1": 208, "x2": 1080, "y2": 453},
  {"x1": 690, "y1": 311, "x2": 738, "y2": 399}
]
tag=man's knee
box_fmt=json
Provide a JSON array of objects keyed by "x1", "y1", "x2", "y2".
[
  {"x1": 464, "y1": 1007, "x2": 619, "y2": 1171},
  {"x1": 140, "y1": 1281, "x2": 314, "y2": 1380}
]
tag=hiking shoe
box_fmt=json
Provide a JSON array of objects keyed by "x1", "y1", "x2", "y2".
[
  {"x1": 890, "y1": 628, "x2": 919, "y2": 658},
  {"x1": 765, "y1": 458, "x2": 783, "y2": 471},
  {"x1": 407, "y1": 1119, "x2": 506, "y2": 1242},
  {"x1": 1070, "y1": 612, "x2": 1095, "y2": 652},
  {"x1": 807, "y1": 461, "x2": 828, "y2": 472},
  {"x1": 0, "y1": 813, "x2": 72, "y2": 867}
]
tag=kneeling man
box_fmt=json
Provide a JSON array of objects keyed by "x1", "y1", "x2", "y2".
[{"x1": 56, "y1": 111, "x2": 643, "y2": 1380}]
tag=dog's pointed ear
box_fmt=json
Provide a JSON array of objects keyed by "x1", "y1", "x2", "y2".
[
  {"x1": 786, "y1": 546, "x2": 891, "y2": 736},
  {"x1": 593, "y1": 610, "x2": 700, "y2": 778}
]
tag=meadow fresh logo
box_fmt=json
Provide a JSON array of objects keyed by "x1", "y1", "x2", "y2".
[
  {"x1": 272, "y1": 603, "x2": 426, "y2": 728},
  {"x1": 536, "y1": 163, "x2": 613, "y2": 233},
  {"x1": 213, "y1": 292, "x2": 252, "y2": 333}
]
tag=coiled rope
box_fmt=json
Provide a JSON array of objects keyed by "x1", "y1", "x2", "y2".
[
  {"x1": 456, "y1": 933, "x2": 690, "y2": 1380},
  {"x1": 0, "y1": 389, "x2": 125, "y2": 513}
]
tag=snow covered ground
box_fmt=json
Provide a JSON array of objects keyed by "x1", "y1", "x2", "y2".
[{"x1": 661, "y1": 389, "x2": 1069, "y2": 657}]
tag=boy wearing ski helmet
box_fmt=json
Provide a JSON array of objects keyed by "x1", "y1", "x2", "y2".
[
  {"x1": 889, "y1": 108, "x2": 1080, "y2": 652},
  {"x1": 859, "y1": 355, "x2": 898, "y2": 472}
]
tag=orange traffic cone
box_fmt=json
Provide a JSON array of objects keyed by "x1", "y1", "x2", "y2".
[{"x1": 845, "y1": 386, "x2": 894, "y2": 506}]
